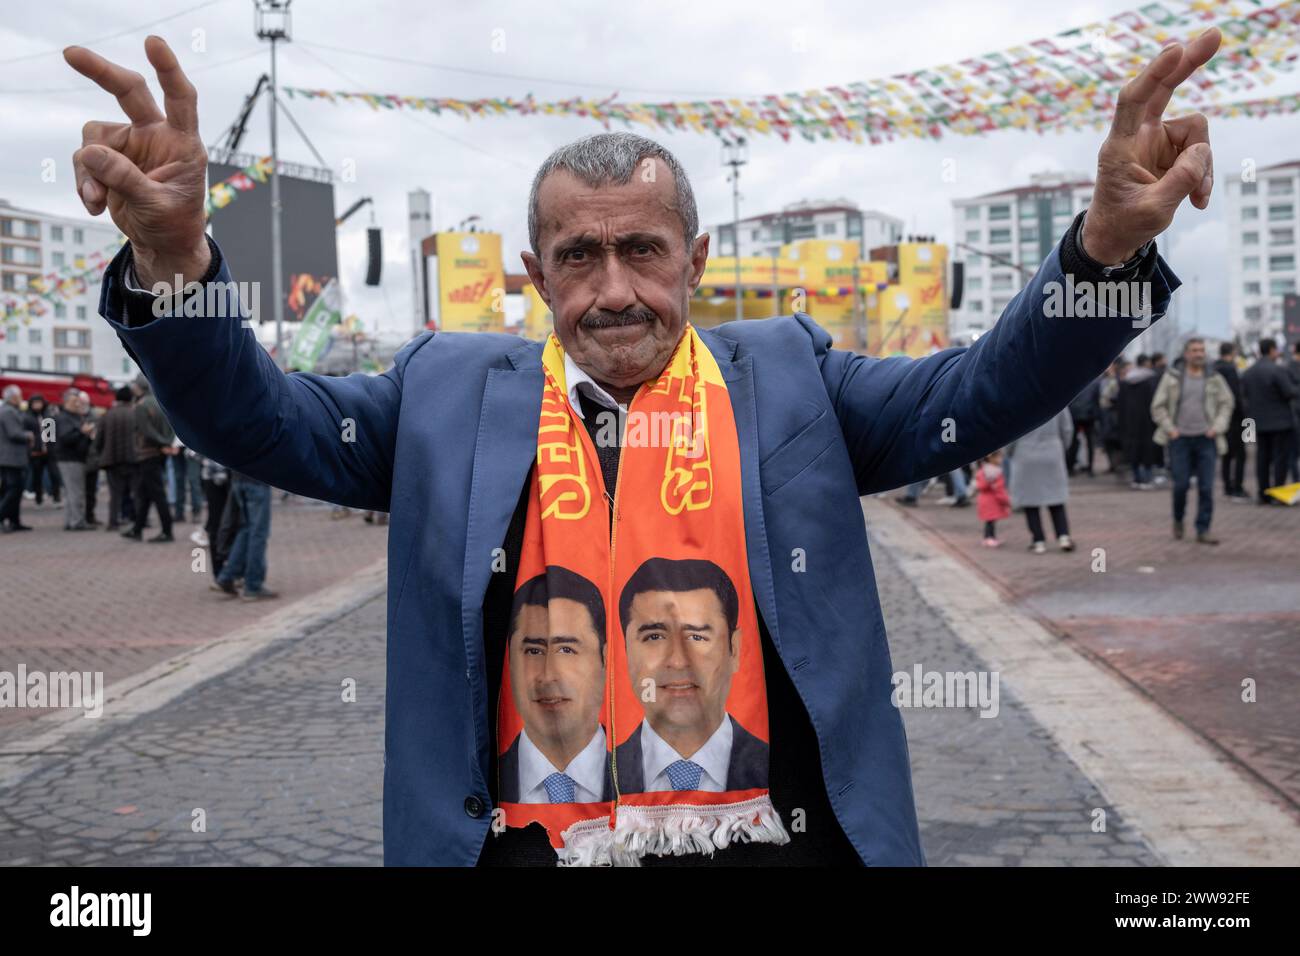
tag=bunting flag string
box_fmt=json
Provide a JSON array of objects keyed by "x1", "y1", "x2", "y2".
[
  {"x1": 1, "y1": 240, "x2": 123, "y2": 331},
  {"x1": 282, "y1": 0, "x2": 1300, "y2": 144},
  {"x1": 205, "y1": 155, "x2": 274, "y2": 217}
]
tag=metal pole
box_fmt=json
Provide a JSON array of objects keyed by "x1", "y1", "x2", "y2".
[
  {"x1": 731, "y1": 165, "x2": 742, "y2": 321},
  {"x1": 269, "y1": 34, "x2": 285, "y2": 368}
]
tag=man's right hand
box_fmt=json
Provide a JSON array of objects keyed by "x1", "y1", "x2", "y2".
[{"x1": 64, "y1": 36, "x2": 210, "y2": 289}]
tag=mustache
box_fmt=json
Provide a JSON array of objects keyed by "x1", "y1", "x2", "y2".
[{"x1": 580, "y1": 307, "x2": 659, "y2": 330}]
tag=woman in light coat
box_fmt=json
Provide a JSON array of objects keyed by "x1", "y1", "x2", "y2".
[{"x1": 1007, "y1": 408, "x2": 1075, "y2": 554}]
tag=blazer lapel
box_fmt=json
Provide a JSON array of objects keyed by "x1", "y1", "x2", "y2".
[
  {"x1": 700, "y1": 329, "x2": 784, "y2": 656},
  {"x1": 461, "y1": 340, "x2": 544, "y2": 695}
]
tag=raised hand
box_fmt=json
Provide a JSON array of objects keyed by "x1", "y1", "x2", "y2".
[
  {"x1": 1081, "y1": 28, "x2": 1222, "y2": 265},
  {"x1": 63, "y1": 36, "x2": 210, "y2": 287}
]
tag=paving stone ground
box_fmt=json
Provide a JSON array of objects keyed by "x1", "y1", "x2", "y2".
[
  {"x1": 890, "y1": 460, "x2": 1300, "y2": 811},
  {"x1": 0, "y1": 507, "x2": 1156, "y2": 866},
  {"x1": 0, "y1": 488, "x2": 389, "y2": 737}
]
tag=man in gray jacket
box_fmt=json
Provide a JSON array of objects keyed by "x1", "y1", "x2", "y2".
[
  {"x1": 0, "y1": 384, "x2": 35, "y2": 532},
  {"x1": 123, "y1": 374, "x2": 176, "y2": 541},
  {"x1": 1150, "y1": 337, "x2": 1234, "y2": 542}
]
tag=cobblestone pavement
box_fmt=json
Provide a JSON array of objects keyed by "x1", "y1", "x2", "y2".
[
  {"x1": 0, "y1": 489, "x2": 388, "y2": 737},
  {"x1": 891, "y1": 466, "x2": 1300, "y2": 811},
  {"x1": 0, "y1": 514, "x2": 1156, "y2": 866}
]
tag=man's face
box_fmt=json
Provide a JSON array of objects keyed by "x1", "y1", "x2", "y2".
[
  {"x1": 1184, "y1": 342, "x2": 1206, "y2": 370},
  {"x1": 509, "y1": 598, "x2": 605, "y2": 754},
  {"x1": 521, "y1": 160, "x2": 709, "y2": 391},
  {"x1": 624, "y1": 588, "x2": 740, "y2": 744}
]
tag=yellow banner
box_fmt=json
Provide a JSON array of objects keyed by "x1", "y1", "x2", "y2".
[
  {"x1": 436, "y1": 232, "x2": 505, "y2": 332},
  {"x1": 521, "y1": 282, "x2": 552, "y2": 340}
]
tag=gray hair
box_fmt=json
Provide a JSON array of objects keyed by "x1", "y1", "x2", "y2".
[
  {"x1": 2, "y1": 384, "x2": 20, "y2": 402},
  {"x1": 527, "y1": 132, "x2": 699, "y2": 255}
]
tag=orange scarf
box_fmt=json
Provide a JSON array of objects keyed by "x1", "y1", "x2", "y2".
[{"x1": 495, "y1": 325, "x2": 789, "y2": 865}]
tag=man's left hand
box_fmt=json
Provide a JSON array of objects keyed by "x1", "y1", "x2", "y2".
[{"x1": 1081, "y1": 28, "x2": 1222, "y2": 265}]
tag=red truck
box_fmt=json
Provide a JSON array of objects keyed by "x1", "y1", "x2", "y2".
[{"x1": 0, "y1": 368, "x2": 118, "y2": 410}]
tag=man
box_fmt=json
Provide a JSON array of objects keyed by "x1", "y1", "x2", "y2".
[
  {"x1": 614, "y1": 557, "x2": 767, "y2": 794},
  {"x1": 0, "y1": 385, "x2": 34, "y2": 532},
  {"x1": 499, "y1": 568, "x2": 612, "y2": 804},
  {"x1": 93, "y1": 385, "x2": 138, "y2": 530},
  {"x1": 1289, "y1": 341, "x2": 1300, "y2": 482},
  {"x1": 1241, "y1": 338, "x2": 1300, "y2": 505},
  {"x1": 22, "y1": 393, "x2": 60, "y2": 506},
  {"x1": 1117, "y1": 354, "x2": 1161, "y2": 488},
  {"x1": 52, "y1": 389, "x2": 95, "y2": 531},
  {"x1": 1150, "y1": 337, "x2": 1233, "y2": 543},
  {"x1": 123, "y1": 374, "x2": 175, "y2": 542},
  {"x1": 210, "y1": 472, "x2": 276, "y2": 600},
  {"x1": 1067, "y1": 374, "x2": 1102, "y2": 476},
  {"x1": 1213, "y1": 342, "x2": 1248, "y2": 498},
  {"x1": 67, "y1": 33, "x2": 1213, "y2": 865}
]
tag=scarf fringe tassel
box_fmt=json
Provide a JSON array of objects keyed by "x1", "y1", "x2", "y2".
[{"x1": 556, "y1": 795, "x2": 791, "y2": 867}]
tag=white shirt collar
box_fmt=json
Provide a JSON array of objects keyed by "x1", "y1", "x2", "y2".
[
  {"x1": 640, "y1": 715, "x2": 733, "y2": 792},
  {"x1": 518, "y1": 724, "x2": 608, "y2": 802},
  {"x1": 563, "y1": 352, "x2": 623, "y2": 420}
]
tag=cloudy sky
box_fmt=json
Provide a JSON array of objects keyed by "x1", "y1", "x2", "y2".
[{"x1": 5, "y1": 0, "x2": 1300, "y2": 340}]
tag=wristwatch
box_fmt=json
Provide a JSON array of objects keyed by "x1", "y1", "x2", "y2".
[{"x1": 1077, "y1": 211, "x2": 1155, "y2": 278}]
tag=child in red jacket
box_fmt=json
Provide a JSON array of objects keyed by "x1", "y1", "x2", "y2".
[{"x1": 974, "y1": 450, "x2": 1011, "y2": 548}]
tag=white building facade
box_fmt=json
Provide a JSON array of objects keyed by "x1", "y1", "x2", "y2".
[
  {"x1": 712, "y1": 200, "x2": 903, "y2": 260},
  {"x1": 950, "y1": 172, "x2": 1094, "y2": 343},
  {"x1": 1, "y1": 200, "x2": 134, "y2": 381},
  {"x1": 1225, "y1": 160, "x2": 1298, "y2": 348}
]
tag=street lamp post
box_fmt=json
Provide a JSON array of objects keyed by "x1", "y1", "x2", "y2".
[
  {"x1": 722, "y1": 137, "x2": 748, "y2": 322},
  {"x1": 255, "y1": 1, "x2": 292, "y2": 369}
]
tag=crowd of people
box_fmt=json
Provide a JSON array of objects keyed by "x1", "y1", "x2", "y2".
[
  {"x1": 899, "y1": 336, "x2": 1300, "y2": 549},
  {"x1": 0, "y1": 376, "x2": 280, "y2": 600}
]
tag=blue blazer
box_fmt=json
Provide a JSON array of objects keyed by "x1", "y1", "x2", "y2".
[{"x1": 100, "y1": 238, "x2": 1178, "y2": 865}]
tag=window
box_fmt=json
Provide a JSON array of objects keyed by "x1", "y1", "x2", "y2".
[
  {"x1": 966, "y1": 276, "x2": 983, "y2": 291},
  {"x1": 1267, "y1": 178, "x2": 1294, "y2": 196},
  {"x1": 968, "y1": 299, "x2": 984, "y2": 312},
  {"x1": 1243, "y1": 232, "x2": 1259, "y2": 245},
  {"x1": 1, "y1": 219, "x2": 39, "y2": 239},
  {"x1": 1269, "y1": 228, "x2": 1294, "y2": 245},
  {"x1": 75, "y1": 305, "x2": 86, "y2": 320},
  {"x1": 846, "y1": 218, "x2": 862, "y2": 237},
  {"x1": 1269, "y1": 278, "x2": 1296, "y2": 295},
  {"x1": 1241, "y1": 182, "x2": 1257, "y2": 195},
  {"x1": 1, "y1": 244, "x2": 41, "y2": 266},
  {"x1": 54, "y1": 329, "x2": 90, "y2": 348},
  {"x1": 52, "y1": 251, "x2": 65, "y2": 267},
  {"x1": 1268, "y1": 204, "x2": 1293, "y2": 222},
  {"x1": 1243, "y1": 256, "x2": 1260, "y2": 271},
  {"x1": 1242, "y1": 207, "x2": 1259, "y2": 221},
  {"x1": 751, "y1": 229, "x2": 760, "y2": 240},
  {"x1": 29, "y1": 356, "x2": 41, "y2": 371},
  {"x1": 820, "y1": 222, "x2": 836, "y2": 236},
  {"x1": 72, "y1": 228, "x2": 84, "y2": 244},
  {"x1": 27, "y1": 328, "x2": 40, "y2": 344},
  {"x1": 965, "y1": 229, "x2": 981, "y2": 244},
  {"x1": 991, "y1": 272, "x2": 1015, "y2": 291},
  {"x1": 1053, "y1": 194, "x2": 1071, "y2": 214},
  {"x1": 1020, "y1": 225, "x2": 1038, "y2": 242},
  {"x1": 964, "y1": 206, "x2": 980, "y2": 221},
  {"x1": 1, "y1": 272, "x2": 27, "y2": 291},
  {"x1": 54, "y1": 302, "x2": 66, "y2": 318},
  {"x1": 5, "y1": 354, "x2": 17, "y2": 368},
  {"x1": 50, "y1": 225, "x2": 63, "y2": 242},
  {"x1": 1019, "y1": 203, "x2": 1037, "y2": 219},
  {"x1": 1244, "y1": 305, "x2": 1262, "y2": 321},
  {"x1": 1268, "y1": 254, "x2": 1295, "y2": 271},
  {"x1": 988, "y1": 204, "x2": 1010, "y2": 221},
  {"x1": 1244, "y1": 281, "x2": 1261, "y2": 296},
  {"x1": 989, "y1": 228, "x2": 1011, "y2": 245}
]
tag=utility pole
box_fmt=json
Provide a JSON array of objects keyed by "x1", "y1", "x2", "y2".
[
  {"x1": 722, "y1": 137, "x2": 748, "y2": 321},
  {"x1": 255, "y1": 1, "x2": 292, "y2": 368}
]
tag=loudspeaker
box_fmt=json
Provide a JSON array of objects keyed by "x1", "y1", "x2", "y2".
[
  {"x1": 950, "y1": 260, "x2": 964, "y2": 310},
  {"x1": 1284, "y1": 293, "x2": 1300, "y2": 345},
  {"x1": 365, "y1": 228, "x2": 382, "y2": 286}
]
